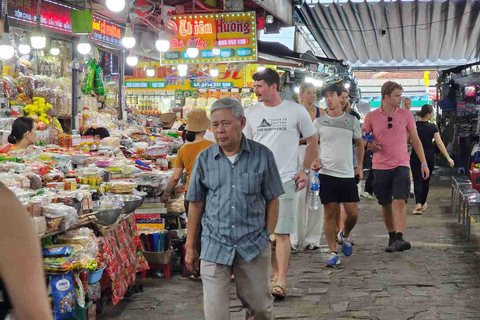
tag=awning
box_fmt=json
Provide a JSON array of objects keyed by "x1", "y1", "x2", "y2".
[{"x1": 297, "y1": 0, "x2": 480, "y2": 69}]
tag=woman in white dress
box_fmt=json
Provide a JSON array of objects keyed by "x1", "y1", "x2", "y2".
[{"x1": 291, "y1": 82, "x2": 325, "y2": 251}]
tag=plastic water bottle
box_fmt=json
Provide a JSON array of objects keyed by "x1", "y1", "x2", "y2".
[{"x1": 308, "y1": 173, "x2": 321, "y2": 210}]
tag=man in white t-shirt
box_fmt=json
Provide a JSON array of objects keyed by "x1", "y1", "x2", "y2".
[
  {"x1": 244, "y1": 68, "x2": 317, "y2": 300},
  {"x1": 311, "y1": 85, "x2": 364, "y2": 268}
]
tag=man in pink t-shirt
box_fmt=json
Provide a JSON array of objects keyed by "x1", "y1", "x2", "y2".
[{"x1": 363, "y1": 81, "x2": 430, "y2": 253}]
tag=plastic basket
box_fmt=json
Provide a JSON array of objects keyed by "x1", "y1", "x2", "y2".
[
  {"x1": 143, "y1": 250, "x2": 172, "y2": 265},
  {"x1": 87, "y1": 266, "x2": 106, "y2": 284}
]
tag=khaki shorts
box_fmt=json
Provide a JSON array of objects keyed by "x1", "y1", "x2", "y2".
[{"x1": 275, "y1": 180, "x2": 296, "y2": 235}]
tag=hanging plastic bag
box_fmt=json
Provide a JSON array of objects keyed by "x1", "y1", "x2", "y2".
[{"x1": 93, "y1": 63, "x2": 105, "y2": 96}]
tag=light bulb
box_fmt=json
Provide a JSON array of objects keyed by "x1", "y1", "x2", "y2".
[
  {"x1": 345, "y1": 83, "x2": 351, "y2": 89},
  {"x1": 186, "y1": 40, "x2": 198, "y2": 58},
  {"x1": 146, "y1": 68, "x2": 155, "y2": 77},
  {"x1": 212, "y1": 47, "x2": 220, "y2": 56},
  {"x1": 0, "y1": 33, "x2": 14, "y2": 60},
  {"x1": 126, "y1": 55, "x2": 138, "y2": 66},
  {"x1": 178, "y1": 64, "x2": 188, "y2": 72},
  {"x1": 294, "y1": 87, "x2": 300, "y2": 94},
  {"x1": 106, "y1": 0, "x2": 125, "y2": 12},
  {"x1": 257, "y1": 65, "x2": 266, "y2": 72},
  {"x1": 210, "y1": 67, "x2": 219, "y2": 77},
  {"x1": 50, "y1": 47, "x2": 60, "y2": 55},
  {"x1": 31, "y1": 30, "x2": 46, "y2": 49},
  {"x1": 265, "y1": 15, "x2": 274, "y2": 24},
  {"x1": 156, "y1": 29, "x2": 170, "y2": 52},
  {"x1": 179, "y1": 69, "x2": 187, "y2": 77},
  {"x1": 18, "y1": 43, "x2": 31, "y2": 55},
  {"x1": 77, "y1": 35, "x2": 91, "y2": 54},
  {"x1": 122, "y1": 25, "x2": 136, "y2": 49}
]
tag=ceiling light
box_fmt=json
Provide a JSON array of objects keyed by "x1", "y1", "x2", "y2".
[
  {"x1": 186, "y1": 38, "x2": 198, "y2": 58},
  {"x1": 77, "y1": 35, "x2": 91, "y2": 55},
  {"x1": 126, "y1": 52, "x2": 138, "y2": 66},
  {"x1": 0, "y1": 18, "x2": 14, "y2": 60},
  {"x1": 155, "y1": 29, "x2": 170, "y2": 52},
  {"x1": 31, "y1": 29, "x2": 46, "y2": 49},
  {"x1": 212, "y1": 46, "x2": 220, "y2": 56},
  {"x1": 178, "y1": 64, "x2": 188, "y2": 77},
  {"x1": 345, "y1": 83, "x2": 351, "y2": 89},
  {"x1": 179, "y1": 69, "x2": 187, "y2": 77},
  {"x1": 265, "y1": 15, "x2": 274, "y2": 24},
  {"x1": 106, "y1": 0, "x2": 126, "y2": 12},
  {"x1": 50, "y1": 47, "x2": 60, "y2": 56},
  {"x1": 294, "y1": 87, "x2": 300, "y2": 94},
  {"x1": 210, "y1": 67, "x2": 219, "y2": 77},
  {"x1": 122, "y1": 22, "x2": 136, "y2": 49},
  {"x1": 257, "y1": 65, "x2": 266, "y2": 72},
  {"x1": 146, "y1": 66, "x2": 155, "y2": 77},
  {"x1": 18, "y1": 32, "x2": 31, "y2": 55}
]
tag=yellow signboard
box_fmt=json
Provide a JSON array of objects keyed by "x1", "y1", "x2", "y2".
[
  {"x1": 160, "y1": 12, "x2": 257, "y2": 65},
  {"x1": 244, "y1": 65, "x2": 277, "y2": 87},
  {"x1": 124, "y1": 62, "x2": 244, "y2": 89}
]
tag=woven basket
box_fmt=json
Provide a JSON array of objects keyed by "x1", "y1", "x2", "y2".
[{"x1": 143, "y1": 250, "x2": 172, "y2": 265}]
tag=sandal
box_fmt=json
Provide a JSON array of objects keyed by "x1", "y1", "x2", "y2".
[
  {"x1": 189, "y1": 275, "x2": 202, "y2": 282},
  {"x1": 271, "y1": 284, "x2": 286, "y2": 301}
]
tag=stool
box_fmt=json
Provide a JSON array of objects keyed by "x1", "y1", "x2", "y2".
[
  {"x1": 465, "y1": 193, "x2": 480, "y2": 240},
  {"x1": 453, "y1": 180, "x2": 472, "y2": 217},
  {"x1": 451, "y1": 176, "x2": 470, "y2": 211},
  {"x1": 460, "y1": 189, "x2": 479, "y2": 224}
]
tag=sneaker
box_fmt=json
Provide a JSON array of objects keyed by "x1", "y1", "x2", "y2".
[
  {"x1": 395, "y1": 239, "x2": 412, "y2": 252},
  {"x1": 326, "y1": 252, "x2": 341, "y2": 267},
  {"x1": 361, "y1": 191, "x2": 374, "y2": 199},
  {"x1": 385, "y1": 240, "x2": 397, "y2": 252},
  {"x1": 336, "y1": 231, "x2": 342, "y2": 244},
  {"x1": 339, "y1": 230, "x2": 354, "y2": 256},
  {"x1": 306, "y1": 243, "x2": 320, "y2": 250},
  {"x1": 413, "y1": 205, "x2": 423, "y2": 215}
]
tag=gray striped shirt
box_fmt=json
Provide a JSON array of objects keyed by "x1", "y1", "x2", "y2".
[{"x1": 186, "y1": 135, "x2": 284, "y2": 265}]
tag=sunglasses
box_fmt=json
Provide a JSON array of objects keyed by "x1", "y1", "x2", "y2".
[{"x1": 388, "y1": 116, "x2": 393, "y2": 129}]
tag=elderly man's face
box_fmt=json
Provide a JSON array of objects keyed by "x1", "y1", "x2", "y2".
[{"x1": 211, "y1": 108, "x2": 246, "y2": 150}]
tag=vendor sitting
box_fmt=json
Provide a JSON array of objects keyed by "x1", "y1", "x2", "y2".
[
  {"x1": 83, "y1": 127, "x2": 110, "y2": 140},
  {"x1": 8, "y1": 117, "x2": 37, "y2": 150}
]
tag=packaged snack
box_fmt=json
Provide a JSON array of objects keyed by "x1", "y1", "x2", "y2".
[
  {"x1": 50, "y1": 272, "x2": 76, "y2": 320},
  {"x1": 81, "y1": 59, "x2": 95, "y2": 95},
  {"x1": 93, "y1": 64, "x2": 105, "y2": 96}
]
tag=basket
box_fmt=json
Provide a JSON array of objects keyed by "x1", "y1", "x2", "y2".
[
  {"x1": 143, "y1": 250, "x2": 172, "y2": 265},
  {"x1": 87, "y1": 266, "x2": 106, "y2": 284}
]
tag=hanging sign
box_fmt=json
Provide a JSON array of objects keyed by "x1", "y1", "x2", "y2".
[
  {"x1": 125, "y1": 62, "x2": 244, "y2": 89},
  {"x1": 160, "y1": 12, "x2": 257, "y2": 65},
  {"x1": 7, "y1": 0, "x2": 123, "y2": 46}
]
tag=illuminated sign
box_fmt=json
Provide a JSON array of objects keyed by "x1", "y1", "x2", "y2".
[
  {"x1": 125, "y1": 62, "x2": 244, "y2": 89},
  {"x1": 161, "y1": 12, "x2": 257, "y2": 65},
  {"x1": 7, "y1": 0, "x2": 123, "y2": 46}
]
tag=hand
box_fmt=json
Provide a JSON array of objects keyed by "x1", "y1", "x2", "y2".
[
  {"x1": 354, "y1": 167, "x2": 363, "y2": 180},
  {"x1": 185, "y1": 247, "x2": 200, "y2": 274},
  {"x1": 421, "y1": 166, "x2": 430, "y2": 180},
  {"x1": 368, "y1": 141, "x2": 381, "y2": 153},
  {"x1": 311, "y1": 160, "x2": 322, "y2": 172},
  {"x1": 294, "y1": 170, "x2": 308, "y2": 192},
  {"x1": 447, "y1": 158, "x2": 455, "y2": 168},
  {"x1": 299, "y1": 138, "x2": 307, "y2": 145},
  {"x1": 160, "y1": 192, "x2": 170, "y2": 203}
]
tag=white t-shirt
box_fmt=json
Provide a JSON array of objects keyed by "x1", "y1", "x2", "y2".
[
  {"x1": 244, "y1": 100, "x2": 316, "y2": 183},
  {"x1": 227, "y1": 154, "x2": 238, "y2": 164},
  {"x1": 314, "y1": 112, "x2": 362, "y2": 178}
]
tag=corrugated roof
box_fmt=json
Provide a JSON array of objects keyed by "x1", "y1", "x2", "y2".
[{"x1": 297, "y1": 0, "x2": 480, "y2": 68}]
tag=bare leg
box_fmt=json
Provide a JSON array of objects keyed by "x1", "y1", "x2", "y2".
[
  {"x1": 271, "y1": 245, "x2": 278, "y2": 284},
  {"x1": 342, "y1": 203, "x2": 358, "y2": 237},
  {"x1": 335, "y1": 204, "x2": 346, "y2": 234},
  {"x1": 393, "y1": 199, "x2": 407, "y2": 233},
  {"x1": 382, "y1": 203, "x2": 395, "y2": 232},
  {"x1": 324, "y1": 203, "x2": 341, "y2": 253},
  {"x1": 274, "y1": 234, "x2": 291, "y2": 289}
]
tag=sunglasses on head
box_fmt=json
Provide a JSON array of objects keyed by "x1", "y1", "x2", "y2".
[{"x1": 388, "y1": 116, "x2": 393, "y2": 129}]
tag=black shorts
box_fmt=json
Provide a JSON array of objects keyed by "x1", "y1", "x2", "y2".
[
  {"x1": 319, "y1": 174, "x2": 359, "y2": 205},
  {"x1": 373, "y1": 166, "x2": 410, "y2": 205}
]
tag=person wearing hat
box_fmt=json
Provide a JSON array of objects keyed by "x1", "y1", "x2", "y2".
[{"x1": 161, "y1": 109, "x2": 214, "y2": 280}]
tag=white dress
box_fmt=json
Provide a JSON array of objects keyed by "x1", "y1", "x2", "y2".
[{"x1": 291, "y1": 142, "x2": 324, "y2": 250}]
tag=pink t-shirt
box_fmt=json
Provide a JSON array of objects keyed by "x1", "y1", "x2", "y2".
[{"x1": 363, "y1": 107, "x2": 416, "y2": 170}]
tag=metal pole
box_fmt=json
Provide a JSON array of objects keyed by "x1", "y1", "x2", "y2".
[
  {"x1": 71, "y1": 46, "x2": 79, "y2": 131},
  {"x1": 118, "y1": 50, "x2": 125, "y2": 120}
]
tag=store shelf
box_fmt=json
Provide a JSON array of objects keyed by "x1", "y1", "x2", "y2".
[{"x1": 38, "y1": 213, "x2": 98, "y2": 238}]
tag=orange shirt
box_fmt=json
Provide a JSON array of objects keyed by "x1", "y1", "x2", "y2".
[{"x1": 175, "y1": 140, "x2": 214, "y2": 190}]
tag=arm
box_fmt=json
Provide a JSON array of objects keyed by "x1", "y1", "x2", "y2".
[
  {"x1": 185, "y1": 201, "x2": 205, "y2": 273},
  {"x1": 0, "y1": 187, "x2": 54, "y2": 320},
  {"x1": 160, "y1": 168, "x2": 183, "y2": 202},
  {"x1": 354, "y1": 138, "x2": 365, "y2": 179},
  {"x1": 303, "y1": 134, "x2": 318, "y2": 170},
  {"x1": 409, "y1": 130, "x2": 430, "y2": 179},
  {"x1": 266, "y1": 198, "x2": 279, "y2": 235},
  {"x1": 434, "y1": 132, "x2": 454, "y2": 167},
  {"x1": 243, "y1": 111, "x2": 253, "y2": 139}
]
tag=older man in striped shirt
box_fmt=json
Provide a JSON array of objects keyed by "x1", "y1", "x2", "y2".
[{"x1": 185, "y1": 98, "x2": 284, "y2": 320}]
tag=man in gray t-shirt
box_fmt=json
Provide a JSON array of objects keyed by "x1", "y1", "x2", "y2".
[{"x1": 312, "y1": 85, "x2": 364, "y2": 268}]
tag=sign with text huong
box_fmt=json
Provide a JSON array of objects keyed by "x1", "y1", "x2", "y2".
[{"x1": 161, "y1": 12, "x2": 257, "y2": 65}]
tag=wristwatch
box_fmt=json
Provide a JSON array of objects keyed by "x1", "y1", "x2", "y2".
[
  {"x1": 268, "y1": 233, "x2": 276, "y2": 242},
  {"x1": 303, "y1": 169, "x2": 310, "y2": 175}
]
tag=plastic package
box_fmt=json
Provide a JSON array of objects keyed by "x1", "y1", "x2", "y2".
[
  {"x1": 32, "y1": 216, "x2": 47, "y2": 233},
  {"x1": 50, "y1": 272, "x2": 76, "y2": 320},
  {"x1": 87, "y1": 282, "x2": 101, "y2": 302}
]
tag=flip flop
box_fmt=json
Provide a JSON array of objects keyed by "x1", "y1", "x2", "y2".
[
  {"x1": 271, "y1": 284, "x2": 286, "y2": 301},
  {"x1": 189, "y1": 275, "x2": 202, "y2": 282}
]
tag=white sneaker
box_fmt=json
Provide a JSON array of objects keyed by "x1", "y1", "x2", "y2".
[{"x1": 361, "y1": 191, "x2": 374, "y2": 199}]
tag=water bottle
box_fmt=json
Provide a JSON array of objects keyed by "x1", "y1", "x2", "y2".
[{"x1": 308, "y1": 173, "x2": 321, "y2": 210}]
